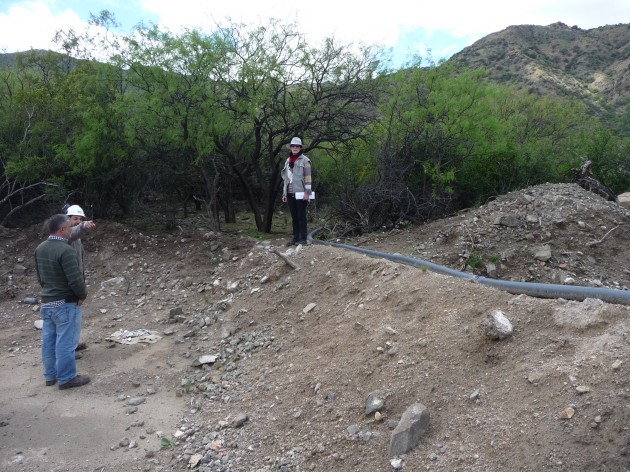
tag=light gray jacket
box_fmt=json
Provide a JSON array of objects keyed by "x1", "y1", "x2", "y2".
[
  {"x1": 68, "y1": 222, "x2": 89, "y2": 281},
  {"x1": 281, "y1": 154, "x2": 312, "y2": 196}
]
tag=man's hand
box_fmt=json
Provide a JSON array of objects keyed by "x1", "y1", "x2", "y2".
[
  {"x1": 282, "y1": 195, "x2": 287, "y2": 203},
  {"x1": 84, "y1": 221, "x2": 96, "y2": 230},
  {"x1": 77, "y1": 299, "x2": 85, "y2": 306}
]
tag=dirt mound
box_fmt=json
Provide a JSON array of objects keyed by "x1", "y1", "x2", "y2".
[
  {"x1": 359, "y1": 183, "x2": 630, "y2": 289},
  {"x1": 1, "y1": 183, "x2": 630, "y2": 471}
]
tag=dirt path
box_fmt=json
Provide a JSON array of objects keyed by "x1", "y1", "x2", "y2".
[
  {"x1": 2, "y1": 183, "x2": 630, "y2": 471},
  {"x1": 0, "y1": 308, "x2": 190, "y2": 470}
]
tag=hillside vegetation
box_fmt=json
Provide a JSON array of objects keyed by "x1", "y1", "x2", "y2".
[
  {"x1": 0, "y1": 18, "x2": 628, "y2": 234},
  {"x1": 449, "y1": 22, "x2": 630, "y2": 133}
]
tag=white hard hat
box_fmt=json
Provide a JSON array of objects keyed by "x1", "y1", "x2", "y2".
[
  {"x1": 66, "y1": 205, "x2": 85, "y2": 217},
  {"x1": 289, "y1": 137, "x2": 303, "y2": 147}
]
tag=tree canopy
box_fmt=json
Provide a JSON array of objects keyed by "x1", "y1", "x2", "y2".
[{"x1": 0, "y1": 12, "x2": 628, "y2": 231}]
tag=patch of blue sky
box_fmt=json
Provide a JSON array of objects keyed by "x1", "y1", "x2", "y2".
[
  {"x1": 390, "y1": 27, "x2": 480, "y2": 68},
  {"x1": 53, "y1": 0, "x2": 159, "y2": 31}
]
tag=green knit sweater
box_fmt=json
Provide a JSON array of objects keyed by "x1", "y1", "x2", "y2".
[{"x1": 34, "y1": 238, "x2": 87, "y2": 302}]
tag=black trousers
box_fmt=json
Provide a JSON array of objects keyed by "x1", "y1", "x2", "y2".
[{"x1": 287, "y1": 194, "x2": 308, "y2": 242}]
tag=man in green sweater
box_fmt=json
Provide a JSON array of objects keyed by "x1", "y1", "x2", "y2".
[{"x1": 34, "y1": 214, "x2": 90, "y2": 390}]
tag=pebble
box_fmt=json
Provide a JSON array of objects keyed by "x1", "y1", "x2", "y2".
[
  {"x1": 127, "y1": 397, "x2": 145, "y2": 406},
  {"x1": 302, "y1": 303, "x2": 317, "y2": 314},
  {"x1": 8, "y1": 454, "x2": 24, "y2": 465},
  {"x1": 232, "y1": 413, "x2": 248, "y2": 427}
]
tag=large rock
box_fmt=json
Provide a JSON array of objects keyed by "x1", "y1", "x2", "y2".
[
  {"x1": 388, "y1": 403, "x2": 430, "y2": 457},
  {"x1": 534, "y1": 244, "x2": 552, "y2": 262},
  {"x1": 617, "y1": 192, "x2": 630, "y2": 209},
  {"x1": 483, "y1": 310, "x2": 513, "y2": 340}
]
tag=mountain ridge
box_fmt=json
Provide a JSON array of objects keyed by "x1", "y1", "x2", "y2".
[
  {"x1": 3, "y1": 23, "x2": 629, "y2": 132},
  {"x1": 448, "y1": 22, "x2": 630, "y2": 132}
]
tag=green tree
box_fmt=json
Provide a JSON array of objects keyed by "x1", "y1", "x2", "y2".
[
  {"x1": 459, "y1": 85, "x2": 599, "y2": 203},
  {"x1": 115, "y1": 26, "x2": 227, "y2": 229},
  {"x1": 0, "y1": 50, "x2": 85, "y2": 223},
  {"x1": 329, "y1": 61, "x2": 608, "y2": 232},
  {"x1": 205, "y1": 20, "x2": 382, "y2": 232},
  {"x1": 575, "y1": 128, "x2": 630, "y2": 193}
]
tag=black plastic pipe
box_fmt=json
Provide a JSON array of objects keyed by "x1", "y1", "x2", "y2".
[{"x1": 308, "y1": 230, "x2": 630, "y2": 306}]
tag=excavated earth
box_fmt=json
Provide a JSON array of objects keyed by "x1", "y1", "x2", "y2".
[{"x1": 1, "y1": 182, "x2": 630, "y2": 472}]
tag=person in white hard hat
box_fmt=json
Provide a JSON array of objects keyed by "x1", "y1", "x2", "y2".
[
  {"x1": 281, "y1": 137, "x2": 313, "y2": 246},
  {"x1": 64, "y1": 204, "x2": 96, "y2": 357}
]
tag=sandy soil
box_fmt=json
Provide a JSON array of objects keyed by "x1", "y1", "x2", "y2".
[{"x1": 1, "y1": 182, "x2": 630, "y2": 472}]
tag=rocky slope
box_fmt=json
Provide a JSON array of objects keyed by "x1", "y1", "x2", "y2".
[
  {"x1": 448, "y1": 22, "x2": 630, "y2": 130},
  {"x1": 1, "y1": 183, "x2": 630, "y2": 471}
]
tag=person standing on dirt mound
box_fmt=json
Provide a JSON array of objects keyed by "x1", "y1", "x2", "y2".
[
  {"x1": 64, "y1": 204, "x2": 96, "y2": 358},
  {"x1": 281, "y1": 137, "x2": 313, "y2": 246},
  {"x1": 34, "y1": 214, "x2": 90, "y2": 390}
]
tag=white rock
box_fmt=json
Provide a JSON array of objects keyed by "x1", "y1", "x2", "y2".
[
  {"x1": 101, "y1": 276, "x2": 126, "y2": 288},
  {"x1": 303, "y1": 303, "x2": 317, "y2": 314},
  {"x1": 189, "y1": 454, "x2": 203, "y2": 468},
  {"x1": 198, "y1": 355, "x2": 218, "y2": 365},
  {"x1": 617, "y1": 192, "x2": 630, "y2": 209},
  {"x1": 534, "y1": 245, "x2": 552, "y2": 262},
  {"x1": 8, "y1": 454, "x2": 24, "y2": 465},
  {"x1": 483, "y1": 310, "x2": 513, "y2": 340}
]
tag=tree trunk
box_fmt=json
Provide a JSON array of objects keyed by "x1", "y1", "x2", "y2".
[
  {"x1": 200, "y1": 165, "x2": 221, "y2": 232},
  {"x1": 221, "y1": 180, "x2": 236, "y2": 224},
  {"x1": 261, "y1": 167, "x2": 283, "y2": 233},
  {"x1": 231, "y1": 166, "x2": 264, "y2": 231}
]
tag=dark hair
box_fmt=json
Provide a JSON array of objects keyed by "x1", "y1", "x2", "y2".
[{"x1": 45, "y1": 214, "x2": 69, "y2": 234}]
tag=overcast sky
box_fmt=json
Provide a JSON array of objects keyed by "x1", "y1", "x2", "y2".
[{"x1": 1, "y1": 0, "x2": 628, "y2": 67}]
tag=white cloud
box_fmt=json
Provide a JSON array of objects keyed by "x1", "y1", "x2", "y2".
[
  {"x1": 1, "y1": 0, "x2": 628, "y2": 61},
  {"x1": 140, "y1": 0, "x2": 414, "y2": 48},
  {"x1": 139, "y1": 0, "x2": 630, "y2": 48},
  {"x1": 0, "y1": 1, "x2": 85, "y2": 52}
]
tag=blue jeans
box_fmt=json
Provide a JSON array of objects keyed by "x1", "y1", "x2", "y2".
[
  {"x1": 73, "y1": 308, "x2": 82, "y2": 350},
  {"x1": 41, "y1": 303, "x2": 80, "y2": 384}
]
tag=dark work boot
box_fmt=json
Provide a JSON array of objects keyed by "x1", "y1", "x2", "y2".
[{"x1": 58, "y1": 375, "x2": 91, "y2": 390}]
